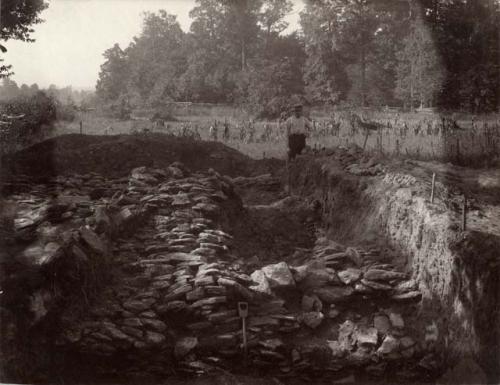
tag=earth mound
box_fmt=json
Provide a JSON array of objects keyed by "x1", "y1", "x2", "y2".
[{"x1": 0, "y1": 134, "x2": 283, "y2": 182}]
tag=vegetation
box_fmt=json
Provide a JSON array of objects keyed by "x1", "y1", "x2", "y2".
[
  {"x1": 0, "y1": 0, "x2": 49, "y2": 77},
  {"x1": 94, "y1": 0, "x2": 499, "y2": 115}
]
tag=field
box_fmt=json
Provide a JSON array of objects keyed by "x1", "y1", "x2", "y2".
[{"x1": 6, "y1": 103, "x2": 500, "y2": 167}]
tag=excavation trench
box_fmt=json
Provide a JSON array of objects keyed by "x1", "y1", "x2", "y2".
[{"x1": 1, "y1": 138, "x2": 499, "y2": 384}]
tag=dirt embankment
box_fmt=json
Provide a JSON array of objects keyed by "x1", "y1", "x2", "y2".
[
  {"x1": 288, "y1": 148, "x2": 500, "y2": 382},
  {"x1": 0, "y1": 134, "x2": 283, "y2": 182}
]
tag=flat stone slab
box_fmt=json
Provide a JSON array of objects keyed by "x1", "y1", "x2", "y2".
[{"x1": 261, "y1": 262, "x2": 295, "y2": 288}]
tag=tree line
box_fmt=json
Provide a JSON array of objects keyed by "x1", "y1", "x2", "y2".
[
  {"x1": 95, "y1": 0, "x2": 499, "y2": 116},
  {"x1": 0, "y1": 78, "x2": 96, "y2": 107}
]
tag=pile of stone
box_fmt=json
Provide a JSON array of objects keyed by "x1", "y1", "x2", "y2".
[
  {"x1": 3, "y1": 163, "x2": 436, "y2": 382},
  {"x1": 320, "y1": 145, "x2": 385, "y2": 176},
  {"x1": 232, "y1": 174, "x2": 281, "y2": 191}
]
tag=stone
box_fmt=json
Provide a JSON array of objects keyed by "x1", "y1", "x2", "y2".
[
  {"x1": 192, "y1": 203, "x2": 219, "y2": 214},
  {"x1": 80, "y1": 227, "x2": 106, "y2": 254},
  {"x1": 328, "y1": 306, "x2": 340, "y2": 319},
  {"x1": 338, "y1": 320, "x2": 356, "y2": 350},
  {"x1": 299, "y1": 268, "x2": 338, "y2": 289},
  {"x1": 122, "y1": 326, "x2": 143, "y2": 339},
  {"x1": 29, "y1": 289, "x2": 50, "y2": 323},
  {"x1": 145, "y1": 331, "x2": 166, "y2": 346},
  {"x1": 350, "y1": 346, "x2": 373, "y2": 365},
  {"x1": 354, "y1": 282, "x2": 372, "y2": 294},
  {"x1": 365, "y1": 362, "x2": 387, "y2": 377},
  {"x1": 337, "y1": 268, "x2": 362, "y2": 285},
  {"x1": 394, "y1": 279, "x2": 418, "y2": 293},
  {"x1": 204, "y1": 286, "x2": 227, "y2": 296},
  {"x1": 249, "y1": 270, "x2": 272, "y2": 295},
  {"x1": 259, "y1": 338, "x2": 284, "y2": 351},
  {"x1": 42, "y1": 242, "x2": 63, "y2": 265},
  {"x1": 171, "y1": 193, "x2": 191, "y2": 207},
  {"x1": 261, "y1": 262, "x2": 295, "y2": 288},
  {"x1": 374, "y1": 315, "x2": 391, "y2": 334},
  {"x1": 158, "y1": 300, "x2": 187, "y2": 314},
  {"x1": 191, "y1": 296, "x2": 226, "y2": 308},
  {"x1": 194, "y1": 276, "x2": 215, "y2": 286},
  {"x1": 175, "y1": 337, "x2": 198, "y2": 358},
  {"x1": 400, "y1": 336, "x2": 415, "y2": 349},
  {"x1": 123, "y1": 299, "x2": 155, "y2": 313},
  {"x1": 102, "y1": 323, "x2": 130, "y2": 341},
  {"x1": 217, "y1": 278, "x2": 254, "y2": 300},
  {"x1": 140, "y1": 311, "x2": 157, "y2": 318},
  {"x1": 377, "y1": 335, "x2": 399, "y2": 355},
  {"x1": 345, "y1": 247, "x2": 362, "y2": 266},
  {"x1": 389, "y1": 312, "x2": 405, "y2": 328},
  {"x1": 425, "y1": 321, "x2": 439, "y2": 343},
  {"x1": 391, "y1": 291, "x2": 422, "y2": 301},
  {"x1": 291, "y1": 265, "x2": 308, "y2": 282},
  {"x1": 187, "y1": 322, "x2": 212, "y2": 331},
  {"x1": 301, "y1": 294, "x2": 322, "y2": 312},
  {"x1": 301, "y1": 311, "x2": 324, "y2": 329},
  {"x1": 141, "y1": 318, "x2": 167, "y2": 333},
  {"x1": 327, "y1": 340, "x2": 346, "y2": 358},
  {"x1": 123, "y1": 318, "x2": 143, "y2": 328},
  {"x1": 249, "y1": 316, "x2": 280, "y2": 327},
  {"x1": 164, "y1": 284, "x2": 193, "y2": 301},
  {"x1": 361, "y1": 279, "x2": 393, "y2": 291},
  {"x1": 163, "y1": 252, "x2": 201, "y2": 264},
  {"x1": 364, "y1": 269, "x2": 406, "y2": 282},
  {"x1": 186, "y1": 287, "x2": 205, "y2": 301},
  {"x1": 355, "y1": 326, "x2": 378, "y2": 346},
  {"x1": 314, "y1": 286, "x2": 353, "y2": 303},
  {"x1": 207, "y1": 310, "x2": 238, "y2": 323}
]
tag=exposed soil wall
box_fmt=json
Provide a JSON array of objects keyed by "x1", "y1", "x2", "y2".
[{"x1": 289, "y1": 150, "x2": 500, "y2": 382}]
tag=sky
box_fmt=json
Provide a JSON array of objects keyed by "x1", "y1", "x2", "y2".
[{"x1": 1, "y1": 0, "x2": 304, "y2": 90}]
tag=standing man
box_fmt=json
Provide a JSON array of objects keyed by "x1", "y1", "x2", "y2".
[{"x1": 285, "y1": 104, "x2": 312, "y2": 161}]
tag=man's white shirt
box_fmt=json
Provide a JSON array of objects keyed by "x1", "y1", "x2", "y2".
[{"x1": 286, "y1": 116, "x2": 311, "y2": 135}]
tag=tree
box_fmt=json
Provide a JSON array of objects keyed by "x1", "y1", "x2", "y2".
[
  {"x1": 221, "y1": 0, "x2": 262, "y2": 70},
  {"x1": 300, "y1": 0, "x2": 348, "y2": 104},
  {"x1": 0, "y1": 0, "x2": 49, "y2": 77},
  {"x1": 395, "y1": 14, "x2": 443, "y2": 109},
  {"x1": 95, "y1": 44, "x2": 130, "y2": 102},
  {"x1": 259, "y1": 0, "x2": 293, "y2": 48},
  {"x1": 0, "y1": 78, "x2": 20, "y2": 100},
  {"x1": 126, "y1": 11, "x2": 187, "y2": 106}
]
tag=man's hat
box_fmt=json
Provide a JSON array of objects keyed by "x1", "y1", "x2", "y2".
[{"x1": 294, "y1": 103, "x2": 303, "y2": 109}]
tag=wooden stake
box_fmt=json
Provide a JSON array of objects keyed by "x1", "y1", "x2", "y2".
[
  {"x1": 430, "y1": 173, "x2": 436, "y2": 203},
  {"x1": 362, "y1": 130, "x2": 369, "y2": 150},
  {"x1": 79, "y1": 120, "x2": 83, "y2": 135},
  {"x1": 286, "y1": 157, "x2": 292, "y2": 196},
  {"x1": 462, "y1": 195, "x2": 467, "y2": 231}
]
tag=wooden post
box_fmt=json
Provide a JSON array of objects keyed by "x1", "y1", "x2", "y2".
[
  {"x1": 285, "y1": 157, "x2": 292, "y2": 196},
  {"x1": 462, "y1": 195, "x2": 467, "y2": 231},
  {"x1": 263, "y1": 151, "x2": 266, "y2": 159},
  {"x1": 79, "y1": 120, "x2": 83, "y2": 134},
  {"x1": 363, "y1": 129, "x2": 369, "y2": 151},
  {"x1": 430, "y1": 173, "x2": 436, "y2": 203}
]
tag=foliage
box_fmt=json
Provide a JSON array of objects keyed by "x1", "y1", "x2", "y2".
[
  {"x1": 94, "y1": 0, "x2": 500, "y2": 114},
  {"x1": 0, "y1": 92, "x2": 58, "y2": 151},
  {"x1": 0, "y1": 0, "x2": 49, "y2": 77},
  {"x1": 395, "y1": 14, "x2": 444, "y2": 109}
]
